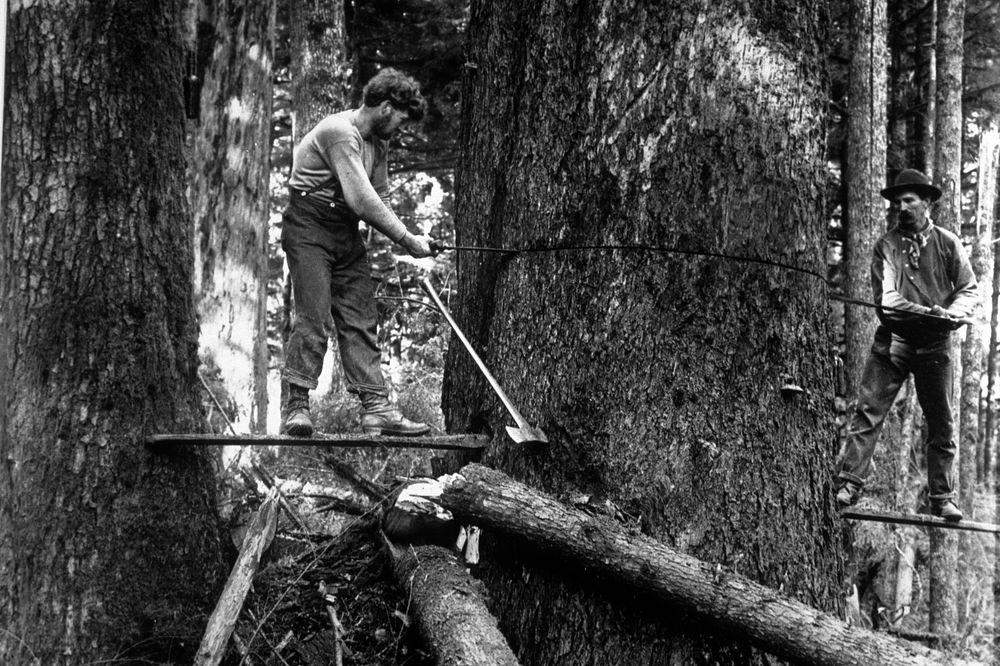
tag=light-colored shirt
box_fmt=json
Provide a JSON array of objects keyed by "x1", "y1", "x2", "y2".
[
  {"x1": 872, "y1": 221, "x2": 978, "y2": 340},
  {"x1": 288, "y1": 110, "x2": 391, "y2": 211}
]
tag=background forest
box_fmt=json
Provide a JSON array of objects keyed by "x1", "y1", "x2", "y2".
[{"x1": 4, "y1": 0, "x2": 1000, "y2": 664}]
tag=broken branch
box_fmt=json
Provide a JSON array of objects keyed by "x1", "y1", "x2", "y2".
[{"x1": 195, "y1": 489, "x2": 279, "y2": 666}]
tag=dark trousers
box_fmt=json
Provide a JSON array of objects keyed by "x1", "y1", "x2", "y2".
[
  {"x1": 838, "y1": 327, "x2": 956, "y2": 499},
  {"x1": 281, "y1": 193, "x2": 388, "y2": 397}
]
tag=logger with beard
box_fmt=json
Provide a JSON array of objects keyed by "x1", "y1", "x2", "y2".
[
  {"x1": 281, "y1": 68, "x2": 435, "y2": 438},
  {"x1": 835, "y1": 169, "x2": 977, "y2": 521}
]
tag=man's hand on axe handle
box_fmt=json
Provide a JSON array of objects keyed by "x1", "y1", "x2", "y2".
[{"x1": 401, "y1": 233, "x2": 438, "y2": 258}]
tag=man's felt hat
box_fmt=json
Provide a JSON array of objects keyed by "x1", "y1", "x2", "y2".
[{"x1": 880, "y1": 169, "x2": 942, "y2": 202}]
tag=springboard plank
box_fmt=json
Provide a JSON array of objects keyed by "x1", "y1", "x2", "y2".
[
  {"x1": 841, "y1": 507, "x2": 1000, "y2": 534},
  {"x1": 148, "y1": 433, "x2": 489, "y2": 451}
]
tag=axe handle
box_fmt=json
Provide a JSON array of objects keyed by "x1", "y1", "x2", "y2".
[{"x1": 420, "y1": 278, "x2": 531, "y2": 430}]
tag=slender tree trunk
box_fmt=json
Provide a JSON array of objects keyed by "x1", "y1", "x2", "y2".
[
  {"x1": 1, "y1": 2, "x2": 225, "y2": 663},
  {"x1": 976, "y1": 122, "x2": 999, "y2": 486},
  {"x1": 190, "y1": 0, "x2": 275, "y2": 434},
  {"x1": 923, "y1": 0, "x2": 938, "y2": 177},
  {"x1": 929, "y1": 0, "x2": 965, "y2": 638},
  {"x1": 289, "y1": 0, "x2": 350, "y2": 142},
  {"x1": 957, "y1": 122, "x2": 996, "y2": 634},
  {"x1": 844, "y1": 0, "x2": 887, "y2": 393},
  {"x1": 0, "y1": 0, "x2": 6, "y2": 184},
  {"x1": 446, "y1": 1, "x2": 840, "y2": 662}
]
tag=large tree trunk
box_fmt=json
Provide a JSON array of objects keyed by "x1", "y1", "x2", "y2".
[
  {"x1": 929, "y1": 0, "x2": 965, "y2": 638},
  {"x1": 190, "y1": 0, "x2": 275, "y2": 433},
  {"x1": 445, "y1": 1, "x2": 841, "y2": 662},
  {"x1": 0, "y1": 2, "x2": 226, "y2": 663}
]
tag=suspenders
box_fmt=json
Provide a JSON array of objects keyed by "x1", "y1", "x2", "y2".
[{"x1": 297, "y1": 174, "x2": 339, "y2": 200}]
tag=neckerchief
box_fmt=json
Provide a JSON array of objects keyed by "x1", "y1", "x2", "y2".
[{"x1": 900, "y1": 221, "x2": 933, "y2": 271}]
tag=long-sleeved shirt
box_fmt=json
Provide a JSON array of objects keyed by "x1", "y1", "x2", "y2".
[{"x1": 872, "y1": 221, "x2": 978, "y2": 341}]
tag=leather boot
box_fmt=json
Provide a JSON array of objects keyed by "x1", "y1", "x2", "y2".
[
  {"x1": 281, "y1": 384, "x2": 313, "y2": 437},
  {"x1": 360, "y1": 393, "x2": 430, "y2": 437},
  {"x1": 931, "y1": 499, "x2": 962, "y2": 522}
]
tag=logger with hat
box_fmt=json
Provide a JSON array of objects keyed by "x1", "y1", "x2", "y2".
[{"x1": 835, "y1": 169, "x2": 977, "y2": 521}]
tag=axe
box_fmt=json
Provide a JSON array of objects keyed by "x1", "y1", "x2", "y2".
[{"x1": 421, "y1": 278, "x2": 548, "y2": 445}]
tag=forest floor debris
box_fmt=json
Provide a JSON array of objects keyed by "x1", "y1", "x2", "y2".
[{"x1": 217, "y1": 439, "x2": 443, "y2": 666}]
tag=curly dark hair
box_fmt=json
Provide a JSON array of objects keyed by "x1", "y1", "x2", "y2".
[{"x1": 362, "y1": 68, "x2": 426, "y2": 121}]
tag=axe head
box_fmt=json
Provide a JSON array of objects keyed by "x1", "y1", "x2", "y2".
[{"x1": 505, "y1": 424, "x2": 548, "y2": 445}]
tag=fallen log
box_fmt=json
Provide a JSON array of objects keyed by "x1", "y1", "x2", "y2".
[
  {"x1": 385, "y1": 537, "x2": 520, "y2": 666},
  {"x1": 434, "y1": 464, "x2": 973, "y2": 666},
  {"x1": 194, "y1": 489, "x2": 279, "y2": 666}
]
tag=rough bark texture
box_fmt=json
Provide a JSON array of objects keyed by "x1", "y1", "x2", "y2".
[
  {"x1": 388, "y1": 542, "x2": 521, "y2": 665},
  {"x1": 971, "y1": 123, "x2": 998, "y2": 486},
  {"x1": 959, "y1": 122, "x2": 998, "y2": 635},
  {"x1": 959, "y1": 129, "x2": 996, "y2": 512},
  {"x1": 289, "y1": 0, "x2": 351, "y2": 142},
  {"x1": 844, "y1": 0, "x2": 887, "y2": 393},
  {"x1": 0, "y1": 2, "x2": 226, "y2": 663},
  {"x1": 929, "y1": 0, "x2": 965, "y2": 637},
  {"x1": 438, "y1": 464, "x2": 974, "y2": 666},
  {"x1": 190, "y1": 0, "x2": 275, "y2": 433},
  {"x1": 445, "y1": 1, "x2": 841, "y2": 662}
]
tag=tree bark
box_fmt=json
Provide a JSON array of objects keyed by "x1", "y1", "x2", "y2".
[
  {"x1": 959, "y1": 125, "x2": 998, "y2": 495},
  {"x1": 288, "y1": 0, "x2": 351, "y2": 142},
  {"x1": 844, "y1": 12, "x2": 917, "y2": 621},
  {"x1": 386, "y1": 540, "x2": 521, "y2": 665},
  {"x1": 446, "y1": 1, "x2": 841, "y2": 662},
  {"x1": 190, "y1": 0, "x2": 275, "y2": 433},
  {"x1": 955, "y1": 123, "x2": 996, "y2": 642},
  {"x1": 1, "y1": 2, "x2": 226, "y2": 662},
  {"x1": 844, "y1": 0, "x2": 888, "y2": 393},
  {"x1": 929, "y1": 0, "x2": 965, "y2": 638},
  {"x1": 435, "y1": 464, "x2": 973, "y2": 666},
  {"x1": 974, "y1": 121, "x2": 999, "y2": 485}
]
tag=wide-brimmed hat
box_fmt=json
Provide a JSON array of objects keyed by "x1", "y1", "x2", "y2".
[{"x1": 880, "y1": 169, "x2": 942, "y2": 202}]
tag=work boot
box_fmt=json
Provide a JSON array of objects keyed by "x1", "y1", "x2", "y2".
[
  {"x1": 281, "y1": 384, "x2": 314, "y2": 437},
  {"x1": 931, "y1": 499, "x2": 963, "y2": 522},
  {"x1": 836, "y1": 480, "x2": 861, "y2": 507},
  {"x1": 360, "y1": 393, "x2": 430, "y2": 437}
]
